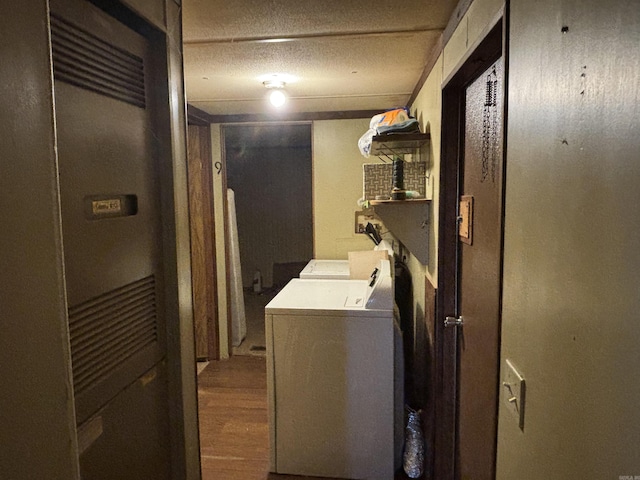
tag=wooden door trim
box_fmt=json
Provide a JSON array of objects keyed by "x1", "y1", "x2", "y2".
[
  {"x1": 435, "y1": 18, "x2": 505, "y2": 480},
  {"x1": 187, "y1": 104, "x2": 213, "y2": 126},
  {"x1": 187, "y1": 123, "x2": 219, "y2": 360},
  {"x1": 220, "y1": 128, "x2": 233, "y2": 356},
  {"x1": 200, "y1": 124, "x2": 219, "y2": 360}
]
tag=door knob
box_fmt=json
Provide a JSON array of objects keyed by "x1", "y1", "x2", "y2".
[{"x1": 444, "y1": 316, "x2": 464, "y2": 327}]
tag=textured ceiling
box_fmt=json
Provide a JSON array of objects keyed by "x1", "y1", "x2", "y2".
[{"x1": 182, "y1": 0, "x2": 459, "y2": 117}]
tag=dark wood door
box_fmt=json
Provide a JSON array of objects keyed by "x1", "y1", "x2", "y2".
[{"x1": 455, "y1": 56, "x2": 505, "y2": 480}]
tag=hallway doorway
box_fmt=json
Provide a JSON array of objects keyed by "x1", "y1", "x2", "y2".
[{"x1": 223, "y1": 123, "x2": 313, "y2": 355}]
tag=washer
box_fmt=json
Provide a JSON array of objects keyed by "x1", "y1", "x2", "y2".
[{"x1": 265, "y1": 259, "x2": 395, "y2": 479}]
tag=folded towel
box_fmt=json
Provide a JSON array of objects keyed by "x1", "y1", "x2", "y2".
[{"x1": 376, "y1": 118, "x2": 420, "y2": 135}]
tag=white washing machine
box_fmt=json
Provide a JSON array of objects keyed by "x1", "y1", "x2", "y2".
[
  {"x1": 265, "y1": 259, "x2": 396, "y2": 479},
  {"x1": 299, "y1": 239, "x2": 394, "y2": 280}
]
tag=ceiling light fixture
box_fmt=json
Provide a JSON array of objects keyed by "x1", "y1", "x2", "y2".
[{"x1": 263, "y1": 79, "x2": 287, "y2": 108}]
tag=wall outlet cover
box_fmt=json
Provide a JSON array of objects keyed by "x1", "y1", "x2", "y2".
[{"x1": 354, "y1": 209, "x2": 382, "y2": 234}]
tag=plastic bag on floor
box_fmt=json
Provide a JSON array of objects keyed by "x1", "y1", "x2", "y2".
[{"x1": 403, "y1": 407, "x2": 425, "y2": 478}]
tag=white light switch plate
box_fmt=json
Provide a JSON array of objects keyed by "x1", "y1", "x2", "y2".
[{"x1": 503, "y1": 359, "x2": 526, "y2": 430}]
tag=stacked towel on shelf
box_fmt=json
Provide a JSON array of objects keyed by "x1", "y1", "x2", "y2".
[{"x1": 358, "y1": 107, "x2": 421, "y2": 157}]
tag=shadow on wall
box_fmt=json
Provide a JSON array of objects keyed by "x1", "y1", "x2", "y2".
[
  {"x1": 413, "y1": 281, "x2": 437, "y2": 477},
  {"x1": 272, "y1": 261, "x2": 309, "y2": 290}
]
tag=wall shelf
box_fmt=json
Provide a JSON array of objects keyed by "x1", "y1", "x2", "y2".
[
  {"x1": 371, "y1": 200, "x2": 430, "y2": 265},
  {"x1": 369, "y1": 198, "x2": 429, "y2": 206},
  {"x1": 365, "y1": 133, "x2": 431, "y2": 265},
  {"x1": 370, "y1": 133, "x2": 431, "y2": 159}
]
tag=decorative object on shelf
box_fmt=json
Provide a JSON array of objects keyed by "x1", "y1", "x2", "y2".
[
  {"x1": 363, "y1": 162, "x2": 426, "y2": 201},
  {"x1": 391, "y1": 157, "x2": 406, "y2": 200}
]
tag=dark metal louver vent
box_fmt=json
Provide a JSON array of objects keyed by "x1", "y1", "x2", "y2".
[
  {"x1": 50, "y1": 14, "x2": 146, "y2": 108},
  {"x1": 68, "y1": 276, "x2": 158, "y2": 395}
]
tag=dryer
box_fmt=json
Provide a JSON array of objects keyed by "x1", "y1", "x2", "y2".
[
  {"x1": 298, "y1": 258, "x2": 350, "y2": 279},
  {"x1": 299, "y1": 239, "x2": 394, "y2": 280},
  {"x1": 265, "y1": 259, "x2": 395, "y2": 479}
]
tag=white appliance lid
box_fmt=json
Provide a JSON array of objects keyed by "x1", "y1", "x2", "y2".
[
  {"x1": 266, "y1": 278, "x2": 390, "y2": 316},
  {"x1": 300, "y1": 259, "x2": 350, "y2": 274},
  {"x1": 267, "y1": 259, "x2": 393, "y2": 316},
  {"x1": 299, "y1": 260, "x2": 351, "y2": 280}
]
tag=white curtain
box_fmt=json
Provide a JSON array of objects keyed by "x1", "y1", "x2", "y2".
[{"x1": 227, "y1": 189, "x2": 246, "y2": 346}]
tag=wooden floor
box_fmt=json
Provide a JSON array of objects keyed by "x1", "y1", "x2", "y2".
[
  {"x1": 198, "y1": 355, "x2": 334, "y2": 479},
  {"x1": 197, "y1": 355, "x2": 415, "y2": 480}
]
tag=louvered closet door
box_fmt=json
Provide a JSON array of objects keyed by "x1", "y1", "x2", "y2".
[{"x1": 50, "y1": 2, "x2": 170, "y2": 476}]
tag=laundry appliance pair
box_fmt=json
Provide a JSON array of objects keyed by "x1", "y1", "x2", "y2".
[{"x1": 265, "y1": 241, "x2": 404, "y2": 480}]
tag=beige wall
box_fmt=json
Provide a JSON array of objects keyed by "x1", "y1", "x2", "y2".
[
  {"x1": 497, "y1": 0, "x2": 640, "y2": 477},
  {"x1": 410, "y1": 56, "x2": 443, "y2": 285},
  {"x1": 312, "y1": 119, "x2": 376, "y2": 259},
  {"x1": 442, "y1": 0, "x2": 505, "y2": 82},
  {"x1": 0, "y1": 3, "x2": 80, "y2": 478}
]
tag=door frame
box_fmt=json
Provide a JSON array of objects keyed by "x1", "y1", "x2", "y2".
[
  {"x1": 186, "y1": 119, "x2": 219, "y2": 360},
  {"x1": 220, "y1": 122, "x2": 314, "y2": 350},
  {"x1": 434, "y1": 11, "x2": 508, "y2": 480}
]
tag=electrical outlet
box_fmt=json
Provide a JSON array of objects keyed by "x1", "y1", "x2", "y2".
[
  {"x1": 502, "y1": 359, "x2": 526, "y2": 430},
  {"x1": 354, "y1": 210, "x2": 382, "y2": 234}
]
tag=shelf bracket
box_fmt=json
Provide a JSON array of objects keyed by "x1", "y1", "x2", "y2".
[{"x1": 372, "y1": 200, "x2": 430, "y2": 265}]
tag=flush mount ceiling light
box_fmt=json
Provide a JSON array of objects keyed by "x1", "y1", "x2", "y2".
[
  {"x1": 263, "y1": 78, "x2": 287, "y2": 107},
  {"x1": 263, "y1": 78, "x2": 285, "y2": 89},
  {"x1": 269, "y1": 89, "x2": 287, "y2": 107}
]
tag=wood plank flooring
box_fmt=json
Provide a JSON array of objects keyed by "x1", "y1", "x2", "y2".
[
  {"x1": 198, "y1": 355, "x2": 332, "y2": 479},
  {"x1": 197, "y1": 355, "x2": 415, "y2": 480}
]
